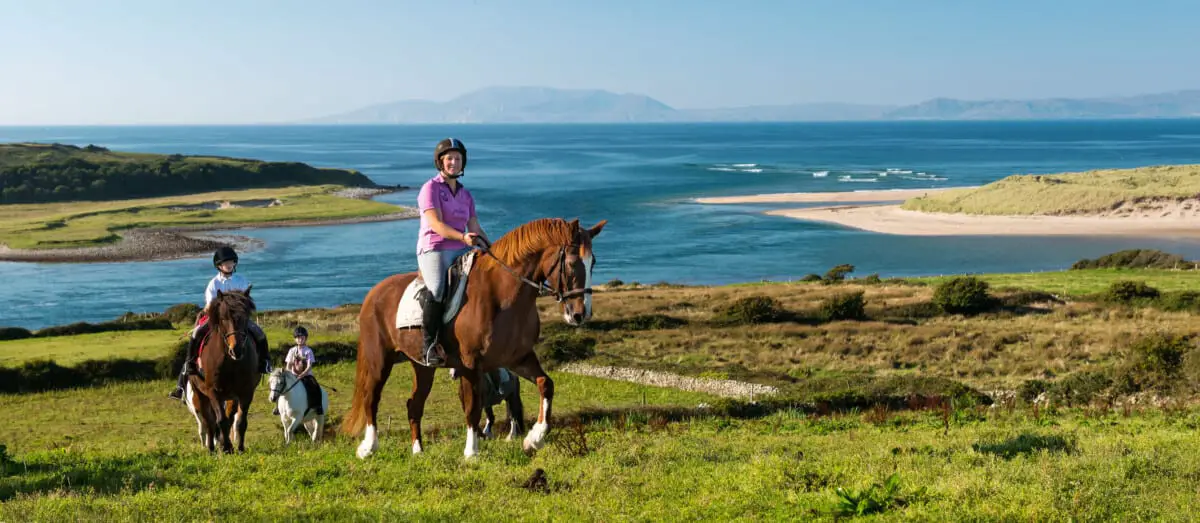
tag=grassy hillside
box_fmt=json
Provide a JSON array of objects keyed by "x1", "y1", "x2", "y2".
[
  {"x1": 2, "y1": 269, "x2": 1200, "y2": 519},
  {"x1": 0, "y1": 185, "x2": 408, "y2": 250},
  {"x1": 0, "y1": 142, "x2": 380, "y2": 204},
  {"x1": 900, "y1": 164, "x2": 1200, "y2": 215}
]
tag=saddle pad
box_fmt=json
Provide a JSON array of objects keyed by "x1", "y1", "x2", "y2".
[{"x1": 396, "y1": 251, "x2": 476, "y2": 329}]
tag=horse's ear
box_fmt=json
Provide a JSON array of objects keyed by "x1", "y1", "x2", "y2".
[
  {"x1": 568, "y1": 218, "x2": 580, "y2": 230},
  {"x1": 216, "y1": 289, "x2": 224, "y2": 299},
  {"x1": 244, "y1": 284, "x2": 252, "y2": 297},
  {"x1": 587, "y1": 219, "x2": 608, "y2": 239}
]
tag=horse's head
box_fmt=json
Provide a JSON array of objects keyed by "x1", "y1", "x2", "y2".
[
  {"x1": 206, "y1": 286, "x2": 257, "y2": 361},
  {"x1": 542, "y1": 219, "x2": 606, "y2": 326},
  {"x1": 267, "y1": 368, "x2": 290, "y2": 403}
]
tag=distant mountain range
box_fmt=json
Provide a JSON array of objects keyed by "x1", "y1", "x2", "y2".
[{"x1": 303, "y1": 86, "x2": 1200, "y2": 124}]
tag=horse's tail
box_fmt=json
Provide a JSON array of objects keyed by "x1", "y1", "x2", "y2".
[{"x1": 343, "y1": 312, "x2": 390, "y2": 437}]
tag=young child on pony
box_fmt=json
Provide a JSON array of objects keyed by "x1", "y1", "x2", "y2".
[
  {"x1": 278, "y1": 325, "x2": 324, "y2": 416},
  {"x1": 168, "y1": 246, "x2": 271, "y2": 400}
]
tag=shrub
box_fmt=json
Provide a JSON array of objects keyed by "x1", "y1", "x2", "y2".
[
  {"x1": 800, "y1": 274, "x2": 823, "y2": 282},
  {"x1": 820, "y1": 291, "x2": 867, "y2": 321},
  {"x1": 1116, "y1": 333, "x2": 1194, "y2": 393},
  {"x1": 932, "y1": 276, "x2": 995, "y2": 315},
  {"x1": 163, "y1": 303, "x2": 203, "y2": 325},
  {"x1": 1071, "y1": 249, "x2": 1196, "y2": 270},
  {"x1": 1156, "y1": 291, "x2": 1200, "y2": 312},
  {"x1": 861, "y1": 273, "x2": 882, "y2": 285},
  {"x1": 536, "y1": 332, "x2": 597, "y2": 367},
  {"x1": 1104, "y1": 280, "x2": 1160, "y2": 304},
  {"x1": 33, "y1": 317, "x2": 174, "y2": 338},
  {"x1": 0, "y1": 327, "x2": 33, "y2": 341},
  {"x1": 823, "y1": 264, "x2": 855, "y2": 284},
  {"x1": 712, "y1": 296, "x2": 789, "y2": 325}
]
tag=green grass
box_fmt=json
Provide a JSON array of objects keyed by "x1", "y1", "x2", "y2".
[
  {"x1": 0, "y1": 185, "x2": 408, "y2": 249},
  {"x1": 911, "y1": 268, "x2": 1200, "y2": 296},
  {"x1": 0, "y1": 329, "x2": 187, "y2": 366},
  {"x1": 2, "y1": 372, "x2": 1198, "y2": 520},
  {"x1": 900, "y1": 164, "x2": 1200, "y2": 215}
]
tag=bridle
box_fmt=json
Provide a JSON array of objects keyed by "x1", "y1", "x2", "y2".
[
  {"x1": 478, "y1": 241, "x2": 593, "y2": 303},
  {"x1": 213, "y1": 310, "x2": 249, "y2": 360},
  {"x1": 270, "y1": 371, "x2": 302, "y2": 398}
]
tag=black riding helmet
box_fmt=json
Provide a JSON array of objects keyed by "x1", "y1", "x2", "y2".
[
  {"x1": 213, "y1": 246, "x2": 238, "y2": 269},
  {"x1": 433, "y1": 138, "x2": 467, "y2": 174},
  {"x1": 293, "y1": 326, "x2": 308, "y2": 338}
]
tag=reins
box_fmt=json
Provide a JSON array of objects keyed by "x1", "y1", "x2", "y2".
[{"x1": 474, "y1": 240, "x2": 591, "y2": 303}]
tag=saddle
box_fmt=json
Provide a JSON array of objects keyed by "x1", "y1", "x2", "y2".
[{"x1": 395, "y1": 251, "x2": 477, "y2": 329}]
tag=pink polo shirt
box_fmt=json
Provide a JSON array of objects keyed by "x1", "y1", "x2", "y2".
[{"x1": 416, "y1": 174, "x2": 476, "y2": 254}]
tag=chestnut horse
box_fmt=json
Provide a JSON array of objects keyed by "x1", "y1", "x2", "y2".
[
  {"x1": 343, "y1": 217, "x2": 606, "y2": 459},
  {"x1": 185, "y1": 287, "x2": 263, "y2": 453}
]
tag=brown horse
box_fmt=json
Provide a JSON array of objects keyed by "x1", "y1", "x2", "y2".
[
  {"x1": 343, "y1": 217, "x2": 606, "y2": 459},
  {"x1": 185, "y1": 287, "x2": 263, "y2": 454}
]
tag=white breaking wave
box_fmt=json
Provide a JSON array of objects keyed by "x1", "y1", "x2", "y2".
[{"x1": 812, "y1": 171, "x2": 829, "y2": 177}]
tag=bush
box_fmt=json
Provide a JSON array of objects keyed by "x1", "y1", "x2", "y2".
[
  {"x1": 823, "y1": 264, "x2": 856, "y2": 284},
  {"x1": 0, "y1": 358, "x2": 159, "y2": 394},
  {"x1": 1071, "y1": 249, "x2": 1197, "y2": 270},
  {"x1": 821, "y1": 291, "x2": 867, "y2": 321},
  {"x1": 0, "y1": 327, "x2": 33, "y2": 341},
  {"x1": 998, "y1": 290, "x2": 1062, "y2": 308},
  {"x1": 1156, "y1": 291, "x2": 1200, "y2": 312},
  {"x1": 712, "y1": 296, "x2": 789, "y2": 325},
  {"x1": 800, "y1": 274, "x2": 823, "y2": 282},
  {"x1": 536, "y1": 332, "x2": 597, "y2": 367},
  {"x1": 932, "y1": 276, "x2": 995, "y2": 315},
  {"x1": 33, "y1": 317, "x2": 174, "y2": 338},
  {"x1": 1116, "y1": 333, "x2": 1194, "y2": 393},
  {"x1": 861, "y1": 273, "x2": 882, "y2": 285},
  {"x1": 881, "y1": 301, "x2": 942, "y2": 320},
  {"x1": 163, "y1": 303, "x2": 202, "y2": 325},
  {"x1": 1104, "y1": 280, "x2": 1160, "y2": 304}
]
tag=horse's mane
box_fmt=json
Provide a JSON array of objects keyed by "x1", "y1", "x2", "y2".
[
  {"x1": 481, "y1": 218, "x2": 580, "y2": 268},
  {"x1": 208, "y1": 289, "x2": 256, "y2": 321}
]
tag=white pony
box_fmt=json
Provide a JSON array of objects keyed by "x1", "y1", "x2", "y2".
[{"x1": 267, "y1": 368, "x2": 328, "y2": 444}]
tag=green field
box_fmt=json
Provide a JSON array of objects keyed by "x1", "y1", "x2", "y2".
[
  {"x1": 0, "y1": 185, "x2": 408, "y2": 250},
  {"x1": 900, "y1": 164, "x2": 1200, "y2": 215},
  {"x1": 2, "y1": 366, "x2": 1198, "y2": 521},
  {"x1": 0, "y1": 329, "x2": 186, "y2": 366},
  {"x1": 3, "y1": 269, "x2": 1200, "y2": 520}
]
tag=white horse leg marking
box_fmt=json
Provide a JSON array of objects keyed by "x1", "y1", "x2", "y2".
[
  {"x1": 464, "y1": 426, "x2": 479, "y2": 459},
  {"x1": 507, "y1": 419, "x2": 518, "y2": 442},
  {"x1": 357, "y1": 424, "x2": 377, "y2": 459},
  {"x1": 412, "y1": 439, "x2": 423, "y2": 454},
  {"x1": 523, "y1": 398, "x2": 551, "y2": 452}
]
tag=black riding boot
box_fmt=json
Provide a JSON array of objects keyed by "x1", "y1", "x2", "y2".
[
  {"x1": 255, "y1": 333, "x2": 271, "y2": 374},
  {"x1": 417, "y1": 287, "x2": 445, "y2": 367},
  {"x1": 168, "y1": 334, "x2": 203, "y2": 400}
]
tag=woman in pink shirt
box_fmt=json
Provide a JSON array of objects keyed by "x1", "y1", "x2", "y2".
[{"x1": 415, "y1": 138, "x2": 492, "y2": 366}]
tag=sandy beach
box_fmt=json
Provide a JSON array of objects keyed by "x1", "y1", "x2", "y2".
[
  {"x1": 767, "y1": 203, "x2": 1200, "y2": 237},
  {"x1": 0, "y1": 210, "x2": 417, "y2": 263},
  {"x1": 693, "y1": 187, "x2": 972, "y2": 204}
]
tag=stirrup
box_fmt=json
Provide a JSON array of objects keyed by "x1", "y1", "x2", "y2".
[{"x1": 419, "y1": 344, "x2": 446, "y2": 367}]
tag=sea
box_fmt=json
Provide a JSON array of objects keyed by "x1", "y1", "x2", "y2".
[{"x1": 3, "y1": 120, "x2": 1200, "y2": 329}]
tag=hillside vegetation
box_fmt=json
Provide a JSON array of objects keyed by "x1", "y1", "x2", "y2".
[
  {"x1": 2, "y1": 267, "x2": 1200, "y2": 520},
  {"x1": 900, "y1": 164, "x2": 1200, "y2": 215},
  {"x1": 0, "y1": 143, "x2": 379, "y2": 204}
]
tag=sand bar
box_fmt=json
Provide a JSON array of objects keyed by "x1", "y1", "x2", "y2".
[
  {"x1": 693, "y1": 187, "x2": 973, "y2": 205},
  {"x1": 769, "y1": 204, "x2": 1200, "y2": 238}
]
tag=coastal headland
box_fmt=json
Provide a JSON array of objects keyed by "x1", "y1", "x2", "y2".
[{"x1": 0, "y1": 143, "x2": 416, "y2": 262}]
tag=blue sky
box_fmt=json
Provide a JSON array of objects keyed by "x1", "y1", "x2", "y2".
[{"x1": 2, "y1": 0, "x2": 1198, "y2": 124}]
